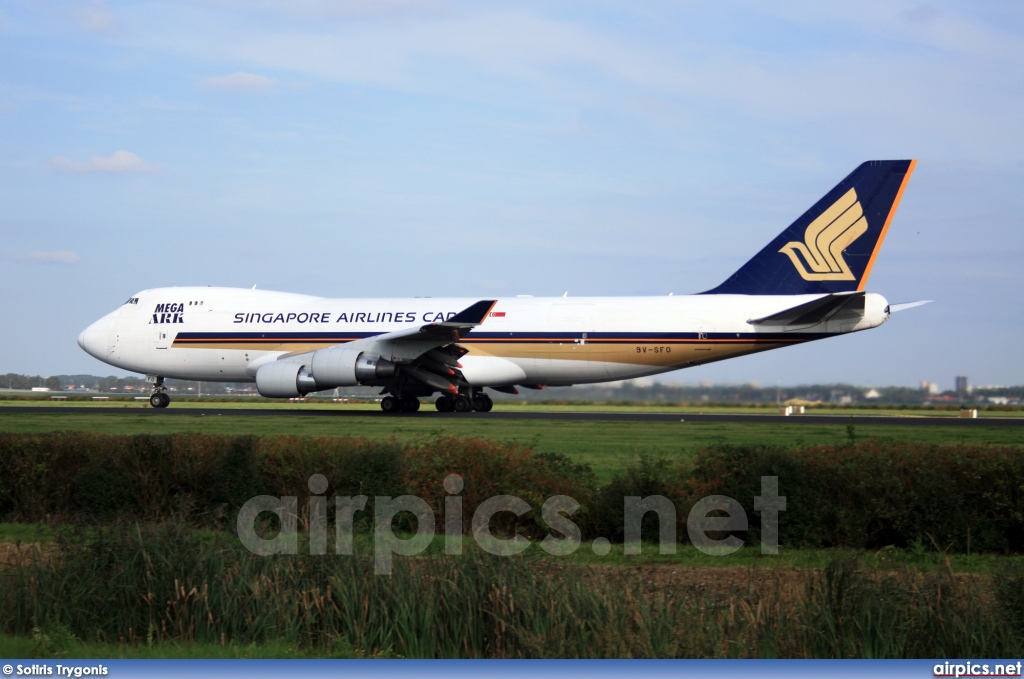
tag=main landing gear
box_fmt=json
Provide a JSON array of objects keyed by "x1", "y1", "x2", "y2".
[
  {"x1": 377, "y1": 391, "x2": 493, "y2": 413},
  {"x1": 380, "y1": 395, "x2": 421, "y2": 413},
  {"x1": 149, "y1": 376, "x2": 170, "y2": 409},
  {"x1": 434, "y1": 392, "x2": 492, "y2": 413}
]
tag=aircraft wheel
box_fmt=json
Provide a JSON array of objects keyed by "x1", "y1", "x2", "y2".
[
  {"x1": 453, "y1": 395, "x2": 472, "y2": 413},
  {"x1": 435, "y1": 396, "x2": 453, "y2": 412},
  {"x1": 403, "y1": 397, "x2": 421, "y2": 412},
  {"x1": 150, "y1": 392, "x2": 170, "y2": 409},
  {"x1": 481, "y1": 395, "x2": 493, "y2": 412},
  {"x1": 380, "y1": 396, "x2": 399, "y2": 413},
  {"x1": 472, "y1": 395, "x2": 491, "y2": 412}
]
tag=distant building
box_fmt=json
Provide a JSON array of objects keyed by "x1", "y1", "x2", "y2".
[
  {"x1": 920, "y1": 381, "x2": 940, "y2": 395},
  {"x1": 829, "y1": 389, "x2": 853, "y2": 404},
  {"x1": 955, "y1": 375, "x2": 969, "y2": 394}
]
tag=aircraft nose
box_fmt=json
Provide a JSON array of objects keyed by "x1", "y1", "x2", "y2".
[{"x1": 78, "y1": 317, "x2": 113, "y2": 360}]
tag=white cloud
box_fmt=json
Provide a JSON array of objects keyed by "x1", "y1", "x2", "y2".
[
  {"x1": 49, "y1": 150, "x2": 160, "y2": 174},
  {"x1": 10, "y1": 251, "x2": 81, "y2": 265},
  {"x1": 75, "y1": 0, "x2": 117, "y2": 35},
  {"x1": 201, "y1": 72, "x2": 278, "y2": 91}
]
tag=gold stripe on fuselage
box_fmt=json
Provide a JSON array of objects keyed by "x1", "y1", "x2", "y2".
[
  {"x1": 464, "y1": 340, "x2": 795, "y2": 367},
  {"x1": 172, "y1": 338, "x2": 804, "y2": 368}
]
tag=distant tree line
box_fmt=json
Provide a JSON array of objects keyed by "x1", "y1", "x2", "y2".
[
  {"x1": 503, "y1": 382, "x2": 1023, "y2": 405},
  {"x1": 0, "y1": 373, "x2": 247, "y2": 395},
  {"x1": 1, "y1": 373, "x2": 1021, "y2": 404}
]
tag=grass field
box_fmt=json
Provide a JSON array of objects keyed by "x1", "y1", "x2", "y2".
[
  {"x1": 4, "y1": 396, "x2": 1023, "y2": 417},
  {"x1": 3, "y1": 405, "x2": 1024, "y2": 658},
  {"x1": 1, "y1": 406, "x2": 1019, "y2": 483},
  {"x1": 2, "y1": 522, "x2": 1017, "y2": 575}
]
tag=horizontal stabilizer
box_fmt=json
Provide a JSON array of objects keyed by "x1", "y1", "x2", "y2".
[
  {"x1": 749, "y1": 292, "x2": 865, "y2": 327},
  {"x1": 888, "y1": 300, "x2": 932, "y2": 313}
]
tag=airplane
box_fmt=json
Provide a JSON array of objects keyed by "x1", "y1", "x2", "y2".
[{"x1": 78, "y1": 159, "x2": 926, "y2": 413}]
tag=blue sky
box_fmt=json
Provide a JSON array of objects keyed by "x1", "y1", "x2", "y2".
[{"x1": 1, "y1": 1, "x2": 1022, "y2": 389}]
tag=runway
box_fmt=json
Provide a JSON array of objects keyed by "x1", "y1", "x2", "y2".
[{"x1": 2, "y1": 406, "x2": 1022, "y2": 427}]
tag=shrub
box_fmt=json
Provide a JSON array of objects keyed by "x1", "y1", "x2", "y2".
[
  {"x1": 687, "y1": 442, "x2": 1024, "y2": 552},
  {"x1": 593, "y1": 453, "x2": 689, "y2": 543},
  {"x1": 72, "y1": 465, "x2": 133, "y2": 515},
  {"x1": 4, "y1": 434, "x2": 1024, "y2": 554},
  {"x1": 403, "y1": 437, "x2": 598, "y2": 538}
]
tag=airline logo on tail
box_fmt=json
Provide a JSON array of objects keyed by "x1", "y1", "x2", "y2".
[{"x1": 778, "y1": 188, "x2": 867, "y2": 281}]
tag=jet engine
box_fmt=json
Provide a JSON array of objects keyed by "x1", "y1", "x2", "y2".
[
  {"x1": 255, "y1": 346, "x2": 397, "y2": 398},
  {"x1": 254, "y1": 361, "x2": 318, "y2": 398}
]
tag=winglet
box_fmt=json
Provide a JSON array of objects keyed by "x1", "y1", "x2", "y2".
[{"x1": 446, "y1": 300, "x2": 498, "y2": 326}]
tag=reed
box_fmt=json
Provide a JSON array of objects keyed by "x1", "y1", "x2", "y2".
[{"x1": 3, "y1": 525, "x2": 1022, "y2": 658}]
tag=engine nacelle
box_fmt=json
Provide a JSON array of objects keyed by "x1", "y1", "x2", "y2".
[
  {"x1": 255, "y1": 361, "x2": 318, "y2": 398},
  {"x1": 354, "y1": 353, "x2": 397, "y2": 382},
  {"x1": 255, "y1": 347, "x2": 397, "y2": 398},
  {"x1": 308, "y1": 346, "x2": 397, "y2": 386},
  {"x1": 309, "y1": 346, "x2": 362, "y2": 386}
]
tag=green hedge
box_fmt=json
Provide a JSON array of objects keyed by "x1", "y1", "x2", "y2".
[
  {"x1": 685, "y1": 442, "x2": 1024, "y2": 553},
  {"x1": 0, "y1": 433, "x2": 407, "y2": 523},
  {"x1": 2, "y1": 433, "x2": 1024, "y2": 553}
]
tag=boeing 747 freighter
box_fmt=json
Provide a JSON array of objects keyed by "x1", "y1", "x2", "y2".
[{"x1": 78, "y1": 160, "x2": 925, "y2": 413}]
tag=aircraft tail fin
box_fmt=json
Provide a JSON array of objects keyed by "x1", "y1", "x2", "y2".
[{"x1": 703, "y1": 160, "x2": 916, "y2": 295}]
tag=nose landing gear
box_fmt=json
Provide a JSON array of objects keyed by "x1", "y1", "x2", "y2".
[{"x1": 149, "y1": 376, "x2": 170, "y2": 408}]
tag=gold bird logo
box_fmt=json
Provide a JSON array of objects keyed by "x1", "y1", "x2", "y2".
[{"x1": 779, "y1": 188, "x2": 867, "y2": 281}]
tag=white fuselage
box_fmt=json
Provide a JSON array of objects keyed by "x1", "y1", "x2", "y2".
[{"x1": 78, "y1": 286, "x2": 890, "y2": 387}]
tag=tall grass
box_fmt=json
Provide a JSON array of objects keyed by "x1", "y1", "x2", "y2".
[{"x1": 3, "y1": 525, "x2": 1022, "y2": 658}]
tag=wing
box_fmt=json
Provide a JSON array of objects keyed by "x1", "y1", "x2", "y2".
[
  {"x1": 338, "y1": 299, "x2": 496, "y2": 362},
  {"x1": 263, "y1": 299, "x2": 497, "y2": 396}
]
